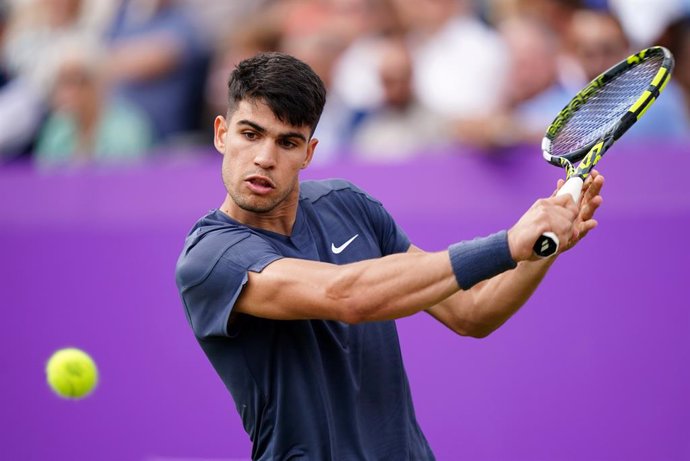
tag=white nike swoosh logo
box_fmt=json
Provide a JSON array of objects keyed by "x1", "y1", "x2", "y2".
[{"x1": 331, "y1": 234, "x2": 359, "y2": 254}]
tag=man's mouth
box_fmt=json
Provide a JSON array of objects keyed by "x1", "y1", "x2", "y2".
[{"x1": 245, "y1": 175, "x2": 275, "y2": 195}]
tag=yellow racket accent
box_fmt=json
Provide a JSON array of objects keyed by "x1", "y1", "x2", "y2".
[
  {"x1": 651, "y1": 67, "x2": 669, "y2": 87},
  {"x1": 630, "y1": 91, "x2": 652, "y2": 114}
]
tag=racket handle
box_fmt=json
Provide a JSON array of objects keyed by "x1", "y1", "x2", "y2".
[{"x1": 533, "y1": 176, "x2": 585, "y2": 258}]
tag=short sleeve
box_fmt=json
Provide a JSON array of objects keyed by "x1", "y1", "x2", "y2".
[
  {"x1": 353, "y1": 187, "x2": 410, "y2": 256},
  {"x1": 176, "y1": 230, "x2": 282, "y2": 339}
]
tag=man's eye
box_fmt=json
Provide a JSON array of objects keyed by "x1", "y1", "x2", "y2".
[
  {"x1": 243, "y1": 131, "x2": 257, "y2": 140},
  {"x1": 279, "y1": 139, "x2": 296, "y2": 149}
]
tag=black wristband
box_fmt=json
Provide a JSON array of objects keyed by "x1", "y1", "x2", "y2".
[{"x1": 448, "y1": 230, "x2": 517, "y2": 290}]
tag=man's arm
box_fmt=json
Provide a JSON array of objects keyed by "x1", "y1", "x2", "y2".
[
  {"x1": 421, "y1": 252, "x2": 554, "y2": 337},
  {"x1": 424, "y1": 172, "x2": 605, "y2": 337},
  {"x1": 234, "y1": 250, "x2": 459, "y2": 324},
  {"x1": 234, "y1": 173, "x2": 602, "y2": 326}
]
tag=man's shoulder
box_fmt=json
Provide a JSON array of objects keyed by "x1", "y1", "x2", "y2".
[
  {"x1": 183, "y1": 210, "x2": 252, "y2": 252},
  {"x1": 175, "y1": 211, "x2": 262, "y2": 291},
  {"x1": 300, "y1": 178, "x2": 379, "y2": 205}
]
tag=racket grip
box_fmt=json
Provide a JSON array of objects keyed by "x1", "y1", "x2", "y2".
[{"x1": 533, "y1": 176, "x2": 585, "y2": 258}]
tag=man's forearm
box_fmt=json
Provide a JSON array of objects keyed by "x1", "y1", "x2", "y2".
[
  {"x1": 437, "y1": 257, "x2": 555, "y2": 337},
  {"x1": 330, "y1": 250, "x2": 461, "y2": 323},
  {"x1": 239, "y1": 249, "x2": 461, "y2": 323},
  {"x1": 478, "y1": 257, "x2": 554, "y2": 321}
]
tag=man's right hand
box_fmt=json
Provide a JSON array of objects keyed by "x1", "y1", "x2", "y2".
[{"x1": 507, "y1": 192, "x2": 579, "y2": 262}]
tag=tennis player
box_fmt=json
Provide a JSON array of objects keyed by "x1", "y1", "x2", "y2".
[{"x1": 175, "y1": 52, "x2": 604, "y2": 460}]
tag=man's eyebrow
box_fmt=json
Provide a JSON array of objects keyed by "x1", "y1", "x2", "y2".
[
  {"x1": 237, "y1": 119, "x2": 267, "y2": 133},
  {"x1": 237, "y1": 119, "x2": 307, "y2": 143}
]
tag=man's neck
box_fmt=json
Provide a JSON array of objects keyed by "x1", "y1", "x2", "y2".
[{"x1": 220, "y1": 194, "x2": 299, "y2": 236}]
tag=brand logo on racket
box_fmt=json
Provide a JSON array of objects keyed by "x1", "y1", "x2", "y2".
[{"x1": 540, "y1": 240, "x2": 551, "y2": 253}]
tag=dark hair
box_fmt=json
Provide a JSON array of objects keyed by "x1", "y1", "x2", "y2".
[{"x1": 227, "y1": 52, "x2": 327, "y2": 135}]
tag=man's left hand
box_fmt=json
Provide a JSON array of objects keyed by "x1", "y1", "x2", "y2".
[{"x1": 559, "y1": 170, "x2": 605, "y2": 253}]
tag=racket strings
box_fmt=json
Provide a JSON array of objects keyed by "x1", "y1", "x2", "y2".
[{"x1": 551, "y1": 55, "x2": 664, "y2": 157}]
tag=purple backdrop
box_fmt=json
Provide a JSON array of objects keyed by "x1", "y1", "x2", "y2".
[{"x1": 1, "y1": 141, "x2": 689, "y2": 460}]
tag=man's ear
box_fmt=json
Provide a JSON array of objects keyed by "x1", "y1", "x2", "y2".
[
  {"x1": 214, "y1": 116, "x2": 228, "y2": 154},
  {"x1": 302, "y1": 138, "x2": 318, "y2": 169}
]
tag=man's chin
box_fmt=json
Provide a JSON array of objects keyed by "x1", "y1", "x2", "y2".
[
  {"x1": 236, "y1": 198, "x2": 278, "y2": 214},
  {"x1": 230, "y1": 185, "x2": 294, "y2": 215}
]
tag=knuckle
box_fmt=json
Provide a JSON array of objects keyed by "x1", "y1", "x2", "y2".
[{"x1": 535, "y1": 197, "x2": 551, "y2": 207}]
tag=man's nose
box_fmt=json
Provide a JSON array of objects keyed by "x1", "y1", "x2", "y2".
[{"x1": 253, "y1": 142, "x2": 277, "y2": 168}]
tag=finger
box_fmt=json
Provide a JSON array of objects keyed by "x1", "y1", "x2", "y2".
[
  {"x1": 579, "y1": 218, "x2": 598, "y2": 236},
  {"x1": 589, "y1": 175, "x2": 605, "y2": 195},
  {"x1": 579, "y1": 176, "x2": 593, "y2": 206},
  {"x1": 552, "y1": 192, "x2": 580, "y2": 210},
  {"x1": 579, "y1": 195, "x2": 603, "y2": 221},
  {"x1": 574, "y1": 218, "x2": 598, "y2": 244},
  {"x1": 580, "y1": 177, "x2": 605, "y2": 215},
  {"x1": 580, "y1": 174, "x2": 604, "y2": 204},
  {"x1": 550, "y1": 206, "x2": 579, "y2": 237},
  {"x1": 563, "y1": 193, "x2": 581, "y2": 215},
  {"x1": 581, "y1": 173, "x2": 603, "y2": 198},
  {"x1": 590, "y1": 174, "x2": 604, "y2": 190},
  {"x1": 565, "y1": 217, "x2": 598, "y2": 250}
]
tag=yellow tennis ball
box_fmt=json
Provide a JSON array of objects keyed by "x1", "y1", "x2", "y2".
[{"x1": 45, "y1": 348, "x2": 99, "y2": 399}]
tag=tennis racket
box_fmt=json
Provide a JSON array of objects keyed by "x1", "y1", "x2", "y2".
[{"x1": 533, "y1": 46, "x2": 675, "y2": 257}]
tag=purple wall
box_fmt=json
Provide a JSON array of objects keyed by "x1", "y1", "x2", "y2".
[{"x1": 2, "y1": 141, "x2": 689, "y2": 460}]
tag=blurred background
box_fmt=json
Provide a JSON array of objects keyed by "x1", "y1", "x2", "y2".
[
  {"x1": 1, "y1": 0, "x2": 689, "y2": 460},
  {"x1": 0, "y1": 0, "x2": 689, "y2": 163}
]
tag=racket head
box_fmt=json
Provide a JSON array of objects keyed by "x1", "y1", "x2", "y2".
[{"x1": 542, "y1": 46, "x2": 675, "y2": 168}]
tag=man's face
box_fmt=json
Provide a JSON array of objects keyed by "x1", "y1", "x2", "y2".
[
  {"x1": 53, "y1": 60, "x2": 97, "y2": 115},
  {"x1": 569, "y1": 13, "x2": 629, "y2": 81},
  {"x1": 214, "y1": 99, "x2": 317, "y2": 216}
]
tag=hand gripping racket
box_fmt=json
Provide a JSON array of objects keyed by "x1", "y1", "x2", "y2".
[{"x1": 533, "y1": 46, "x2": 675, "y2": 257}]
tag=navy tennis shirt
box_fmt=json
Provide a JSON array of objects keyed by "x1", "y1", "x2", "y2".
[{"x1": 176, "y1": 179, "x2": 435, "y2": 461}]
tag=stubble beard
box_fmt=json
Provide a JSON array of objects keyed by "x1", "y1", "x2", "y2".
[{"x1": 227, "y1": 178, "x2": 295, "y2": 214}]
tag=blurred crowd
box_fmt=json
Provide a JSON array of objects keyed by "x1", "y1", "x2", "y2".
[{"x1": 0, "y1": 0, "x2": 688, "y2": 168}]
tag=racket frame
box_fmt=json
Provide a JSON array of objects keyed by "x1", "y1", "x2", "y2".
[
  {"x1": 533, "y1": 46, "x2": 675, "y2": 258},
  {"x1": 542, "y1": 46, "x2": 674, "y2": 176}
]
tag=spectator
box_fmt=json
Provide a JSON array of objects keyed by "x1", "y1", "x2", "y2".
[
  {"x1": 104, "y1": 0, "x2": 210, "y2": 145},
  {"x1": 179, "y1": 0, "x2": 270, "y2": 47},
  {"x1": 485, "y1": 0, "x2": 583, "y2": 33},
  {"x1": 403, "y1": 0, "x2": 509, "y2": 119},
  {"x1": 609, "y1": 0, "x2": 686, "y2": 48},
  {"x1": 451, "y1": 15, "x2": 571, "y2": 149},
  {"x1": 658, "y1": 15, "x2": 690, "y2": 120},
  {"x1": 3, "y1": 0, "x2": 110, "y2": 80},
  {"x1": 34, "y1": 36, "x2": 153, "y2": 167},
  {"x1": 330, "y1": 0, "x2": 406, "y2": 114},
  {"x1": 561, "y1": 8, "x2": 631, "y2": 90},
  {"x1": 0, "y1": 0, "x2": 110, "y2": 160},
  {"x1": 351, "y1": 35, "x2": 450, "y2": 161},
  {"x1": 500, "y1": 16, "x2": 571, "y2": 140},
  {"x1": 279, "y1": 0, "x2": 360, "y2": 163},
  {"x1": 0, "y1": 1, "x2": 44, "y2": 159},
  {"x1": 203, "y1": 3, "x2": 284, "y2": 127},
  {"x1": 564, "y1": 8, "x2": 690, "y2": 139}
]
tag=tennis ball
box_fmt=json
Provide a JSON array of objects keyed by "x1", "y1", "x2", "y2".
[{"x1": 45, "y1": 348, "x2": 98, "y2": 399}]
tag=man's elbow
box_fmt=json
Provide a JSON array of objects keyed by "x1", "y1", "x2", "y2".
[
  {"x1": 338, "y1": 303, "x2": 369, "y2": 325},
  {"x1": 324, "y1": 270, "x2": 371, "y2": 324},
  {"x1": 332, "y1": 291, "x2": 378, "y2": 325},
  {"x1": 466, "y1": 327, "x2": 495, "y2": 339},
  {"x1": 452, "y1": 320, "x2": 497, "y2": 339}
]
